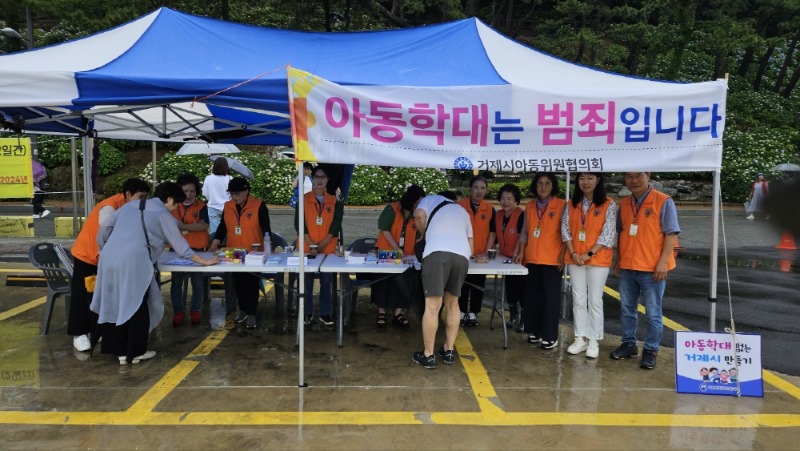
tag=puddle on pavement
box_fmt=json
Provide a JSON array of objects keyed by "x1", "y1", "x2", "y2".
[{"x1": 679, "y1": 253, "x2": 798, "y2": 273}]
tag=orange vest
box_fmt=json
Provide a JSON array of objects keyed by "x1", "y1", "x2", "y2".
[
  {"x1": 376, "y1": 202, "x2": 418, "y2": 255},
  {"x1": 302, "y1": 191, "x2": 339, "y2": 254},
  {"x1": 71, "y1": 193, "x2": 126, "y2": 265},
  {"x1": 522, "y1": 197, "x2": 566, "y2": 266},
  {"x1": 458, "y1": 198, "x2": 494, "y2": 255},
  {"x1": 494, "y1": 207, "x2": 523, "y2": 258},
  {"x1": 221, "y1": 196, "x2": 264, "y2": 249},
  {"x1": 564, "y1": 198, "x2": 613, "y2": 267},
  {"x1": 618, "y1": 189, "x2": 676, "y2": 272},
  {"x1": 172, "y1": 199, "x2": 209, "y2": 250}
]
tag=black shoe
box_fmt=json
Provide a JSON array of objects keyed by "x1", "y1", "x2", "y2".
[
  {"x1": 438, "y1": 346, "x2": 456, "y2": 365},
  {"x1": 466, "y1": 312, "x2": 478, "y2": 327},
  {"x1": 304, "y1": 315, "x2": 314, "y2": 326},
  {"x1": 610, "y1": 342, "x2": 639, "y2": 360},
  {"x1": 527, "y1": 334, "x2": 541, "y2": 344},
  {"x1": 640, "y1": 349, "x2": 658, "y2": 369},
  {"x1": 412, "y1": 351, "x2": 436, "y2": 369},
  {"x1": 540, "y1": 339, "x2": 558, "y2": 350},
  {"x1": 319, "y1": 314, "x2": 334, "y2": 326}
]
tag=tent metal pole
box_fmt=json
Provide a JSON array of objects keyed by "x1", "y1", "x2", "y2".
[
  {"x1": 561, "y1": 170, "x2": 571, "y2": 319},
  {"x1": 70, "y1": 138, "x2": 79, "y2": 236},
  {"x1": 709, "y1": 169, "x2": 721, "y2": 332},
  {"x1": 151, "y1": 142, "x2": 157, "y2": 186},
  {"x1": 297, "y1": 161, "x2": 306, "y2": 387},
  {"x1": 82, "y1": 136, "x2": 95, "y2": 214}
]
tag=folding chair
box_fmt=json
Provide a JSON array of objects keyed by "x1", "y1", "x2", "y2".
[
  {"x1": 342, "y1": 237, "x2": 378, "y2": 325},
  {"x1": 28, "y1": 242, "x2": 73, "y2": 335}
]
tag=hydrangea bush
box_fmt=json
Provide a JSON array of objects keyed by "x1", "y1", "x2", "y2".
[
  {"x1": 386, "y1": 167, "x2": 449, "y2": 200},
  {"x1": 347, "y1": 165, "x2": 389, "y2": 205}
]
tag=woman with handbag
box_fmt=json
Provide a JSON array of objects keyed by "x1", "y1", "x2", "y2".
[{"x1": 91, "y1": 182, "x2": 218, "y2": 365}]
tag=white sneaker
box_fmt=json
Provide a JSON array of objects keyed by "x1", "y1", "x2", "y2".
[
  {"x1": 746, "y1": 214, "x2": 754, "y2": 220},
  {"x1": 131, "y1": 351, "x2": 156, "y2": 364},
  {"x1": 73, "y1": 334, "x2": 91, "y2": 352},
  {"x1": 567, "y1": 337, "x2": 588, "y2": 355},
  {"x1": 586, "y1": 339, "x2": 599, "y2": 359},
  {"x1": 41, "y1": 210, "x2": 50, "y2": 218},
  {"x1": 32, "y1": 214, "x2": 40, "y2": 219}
]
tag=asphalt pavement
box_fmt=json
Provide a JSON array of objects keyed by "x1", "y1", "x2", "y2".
[{"x1": 2, "y1": 202, "x2": 798, "y2": 375}]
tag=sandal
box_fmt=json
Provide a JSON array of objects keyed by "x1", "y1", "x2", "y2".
[
  {"x1": 376, "y1": 312, "x2": 387, "y2": 328},
  {"x1": 393, "y1": 313, "x2": 410, "y2": 330}
]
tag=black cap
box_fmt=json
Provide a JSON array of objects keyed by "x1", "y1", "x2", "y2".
[{"x1": 227, "y1": 177, "x2": 250, "y2": 192}]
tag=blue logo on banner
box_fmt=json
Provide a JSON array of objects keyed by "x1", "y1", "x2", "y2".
[{"x1": 454, "y1": 157, "x2": 472, "y2": 170}]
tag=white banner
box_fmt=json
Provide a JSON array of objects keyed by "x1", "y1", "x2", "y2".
[{"x1": 288, "y1": 67, "x2": 727, "y2": 172}]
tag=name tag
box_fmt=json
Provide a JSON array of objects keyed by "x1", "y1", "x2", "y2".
[
  {"x1": 628, "y1": 224, "x2": 638, "y2": 237},
  {"x1": 181, "y1": 230, "x2": 189, "y2": 236},
  {"x1": 316, "y1": 216, "x2": 324, "y2": 226},
  {"x1": 235, "y1": 226, "x2": 242, "y2": 236},
  {"x1": 578, "y1": 230, "x2": 586, "y2": 242},
  {"x1": 398, "y1": 236, "x2": 405, "y2": 247},
  {"x1": 533, "y1": 227, "x2": 541, "y2": 238}
]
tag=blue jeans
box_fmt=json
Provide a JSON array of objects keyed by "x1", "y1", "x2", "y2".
[
  {"x1": 618, "y1": 269, "x2": 666, "y2": 352},
  {"x1": 207, "y1": 207, "x2": 223, "y2": 242},
  {"x1": 305, "y1": 272, "x2": 332, "y2": 316},
  {"x1": 170, "y1": 272, "x2": 205, "y2": 313}
]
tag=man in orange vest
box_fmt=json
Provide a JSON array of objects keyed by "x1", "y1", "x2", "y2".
[
  {"x1": 170, "y1": 174, "x2": 210, "y2": 326},
  {"x1": 69, "y1": 178, "x2": 150, "y2": 352},
  {"x1": 612, "y1": 172, "x2": 680, "y2": 370}
]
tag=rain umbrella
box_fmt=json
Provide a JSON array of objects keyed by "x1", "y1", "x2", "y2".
[
  {"x1": 209, "y1": 155, "x2": 254, "y2": 180},
  {"x1": 773, "y1": 163, "x2": 800, "y2": 172},
  {"x1": 31, "y1": 160, "x2": 47, "y2": 182},
  {"x1": 177, "y1": 143, "x2": 240, "y2": 155}
]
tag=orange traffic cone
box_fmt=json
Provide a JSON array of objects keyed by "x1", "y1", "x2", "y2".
[{"x1": 775, "y1": 230, "x2": 797, "y2": 250}]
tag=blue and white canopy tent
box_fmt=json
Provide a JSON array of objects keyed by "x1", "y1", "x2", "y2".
[{"x1": 0, "y1": 8, "x2": 729, "y2": 386}]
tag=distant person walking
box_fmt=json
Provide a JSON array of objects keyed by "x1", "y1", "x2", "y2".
[{"x1": 746, "y1": 173, "x2": 768, "y2": 220}]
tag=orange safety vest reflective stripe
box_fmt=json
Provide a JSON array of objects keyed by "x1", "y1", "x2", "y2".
[
  {"x1": 494, "y1": 207, "x2": 523, "y2": 258},
  {"x1": 458, "y1": 198, "x2": 494, "y2": 255},
  {"x1": 618, "y1": 189, "x2": 676, "y2": 272},
  {"x1": 375, "y1": 202, "x2": 417, "y2": 256},
  {"x1": 564, "y1": 197, "x2": 613, "y2": 267},
  {"x1": 172, "y1": 200, "x2": 209, "y2": 250},
  {"x1": 522, "y1": 197, "x2": 566, "y2": 266},
  {"x1": 221, "y1": 196, "x2": 264, "y2": 249},
  {"x1": 71, "y1": 193, "x2": 126, "y2": 265}
]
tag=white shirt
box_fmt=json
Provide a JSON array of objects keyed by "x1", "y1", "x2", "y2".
[
  {"x1": 416, "y1": 195, "x2": 472, "y2": 260},
  {"x1": 202, "y1": 174, "x2": 232, "y2": 211}
]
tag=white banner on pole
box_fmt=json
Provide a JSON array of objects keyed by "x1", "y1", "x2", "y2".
[{"x1": 288, "y1": 67, "x2": 727, "y2": 172}]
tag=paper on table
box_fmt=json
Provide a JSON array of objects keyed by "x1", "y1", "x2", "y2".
[
  {"x1": 265, "y1": 256, "x2": 282, "y2": 265},
  {"x1": 164, "y1": 258, "x2": 195, "y2": 265}
]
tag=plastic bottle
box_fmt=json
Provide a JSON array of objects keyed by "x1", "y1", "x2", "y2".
[{"x1": 263, "y1": 232, "x2": 271, "y2": 259}]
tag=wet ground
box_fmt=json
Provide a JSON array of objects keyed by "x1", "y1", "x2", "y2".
[{"x1": 0, "y1": 205, "x2": 799, "y2": 449}]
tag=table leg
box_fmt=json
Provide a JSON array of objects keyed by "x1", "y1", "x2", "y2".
[{"x1": 338, "y1": 272, "x2": 344, "y2": 348}]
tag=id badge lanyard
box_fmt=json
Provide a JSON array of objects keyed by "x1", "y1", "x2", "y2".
[
  {"x1": 578, "y1": 199, "x2": 592, "y2": 242},
  {"x1": 313, "y1": 197, "x2": 324, "y2": 227},
  {"x1": 234, "y1": 206, "x2": 243, "y2": 236},
  {"x1": 629, "y1": 191, "x2": 649, "y2": 237},
  {"x1": 533, "y1": 199, "x2": 549, "y2": 239}
]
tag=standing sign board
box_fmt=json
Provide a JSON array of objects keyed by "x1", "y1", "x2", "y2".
[
  {"x1": 0, "y1": 138, "x2": 33, "y2": 199},
  {"x1": 675, "y1": 331, "x2": 763, "y2": 397}
]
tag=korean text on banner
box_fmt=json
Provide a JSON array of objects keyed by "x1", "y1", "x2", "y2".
[
  {"x1": 287, "y1": 67, "x2": 727, "y2": 172},
  {"x1": 675, "y1": 331, "x2": 763, "y2": 397},
  {"x1": 0, "y1": 138, "x2": 33, "y2": 199}
]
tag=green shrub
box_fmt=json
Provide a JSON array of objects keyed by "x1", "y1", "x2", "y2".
[
  {"x1": 97, "y1": 142, "x2": 126, "y2": 175},
  {"x1": 101, "y1": 169, "x2": 152, "y2": 197},
  {"x1": 39, "y1": 139, "x2": 73, "y2": 167},
  {"x1": 347, "y1": 165, "x2": 389, "y2": 205},
  {"x1": 385, "y1": 167, "x2": 449, "y2": 201}
]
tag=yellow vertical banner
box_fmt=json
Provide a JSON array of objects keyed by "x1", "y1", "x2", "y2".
[{"x1": 0, "y1": 138, "x2": 33, "y2": 199}]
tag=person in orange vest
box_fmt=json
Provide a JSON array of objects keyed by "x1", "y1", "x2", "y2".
[
  {"x1": 561, "y1": 173, "x2": 616, "y2": 359},
  {"x1": 514, "y1": 172, "x2": 566, "y2": 350},
  {"x1": 68, "y1": 178, "x2": 151, "y2": 353},
  {"x1": 373, "y1": 184, "x2": 426, "y2": 328},
  {"x1": 611, "y1": 172, "x2": 680, "y2": 370},
  {"x1": 294, "y1": 166, "x2": 344, "y2": 327},
  {"x1": 457, "y1": 175, "x2": 496, "y2": 327},
  {"x1": 495, "y1": 184, "x2": 525, "y2": 333},
  {"x1": 209, "y1": 177, "x2": 273, "y2": 330},
  {"x1": 170, "y1": 174, "x2": 210, "y2": 326}
]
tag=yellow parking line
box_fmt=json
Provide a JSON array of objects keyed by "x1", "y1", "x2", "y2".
[
  {"x1": 455, "y1": 327, "x2": 505, "y2": 418},
  {"x1": 0, "y1": 296, "x2": 45, "y2": 321}
]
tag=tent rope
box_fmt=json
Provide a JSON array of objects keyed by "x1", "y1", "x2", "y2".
[
  {"x1": 717, "y1": 186, "x2": 742, "y2": 397},
  {"x1": 192, "y1": 65, "x2": 288, "y2": 105}
]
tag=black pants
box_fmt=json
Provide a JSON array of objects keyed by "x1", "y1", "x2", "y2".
[
  {"x1": 504, "y1": 274, "x2": 525, "y2": 308},
  {"x1": 99, "y1": 291, "x2": 150, "y2": 361},
  {"x1": 233, "y1": 272, "x2": 260, "y2": 315},
  {"x1": 523, "y1": 264, "x2": 562, "y2": 342},
  {"x1": 67, "y1": 258, "x2": 99, "y2": 336},
  {"x1": 459, "y1": 274, "x2": 486, "y2": 314},
  {"x1": 32, "y1": 193, "x2": 45, "y2": 214},
  {"x1": 371, "y1": 275, "x2": 410, "y2": 311}
]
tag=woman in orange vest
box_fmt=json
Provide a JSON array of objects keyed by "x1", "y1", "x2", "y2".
[
  {"x1": 373, "y1": 184, "x2": 426, "y2": 328},
  {"x1": 209, "y1": 177, "x2": 272, "y2": 330},
  {"x1": 170, "y1": 174, "x2": 210, "y2": 326},
  {"x1": 457, "y1": 175, "x2": 496, "y2": 327},
  {"x1": 495, "y1": 184, "x2": 525, "y2": 333},
  {"x1": 514, "y1": 172, "x2": 565, "y2": 350},
  {"x1": 295, "y1": 166, "x2": 344, "y2": 327},
  {"x1": 561, "y1": 173, "x2": 616, "y2": 359}
]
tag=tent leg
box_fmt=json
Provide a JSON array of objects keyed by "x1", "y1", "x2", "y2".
[{"x1": 708, "y1": 170, "x2": 721, "y2": 332}]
